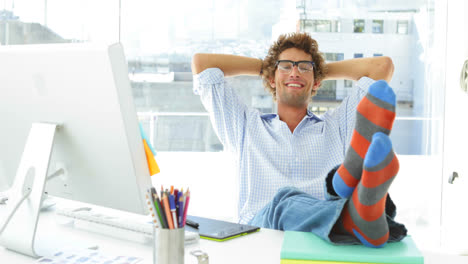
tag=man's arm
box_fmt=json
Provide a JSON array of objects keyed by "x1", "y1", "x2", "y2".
[
  {"x1": 191, "y1": 53, "x2": 262, "y2": 77},
  {"x1": 324, "y1": 56, "x2": 394, "y2": 83}
]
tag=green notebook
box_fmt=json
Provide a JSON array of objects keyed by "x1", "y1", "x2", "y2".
[{"x1": 281, "y1": 231, "x2": 424, "y2": 264}]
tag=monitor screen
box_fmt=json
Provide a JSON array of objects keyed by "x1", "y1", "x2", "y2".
[{"x1": 0, "y1": 43, "x2": 152, "y2": 215}]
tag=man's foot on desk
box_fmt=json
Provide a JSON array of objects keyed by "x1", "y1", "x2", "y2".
[
  {"x1": 333, "y1": 80, "x2": 396, "y2": 198},
  {"x1": 340, "y1": 133, "x2": 399, "y2": 248}
]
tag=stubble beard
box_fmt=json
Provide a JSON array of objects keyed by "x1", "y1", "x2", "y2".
[{"x1": 278, "y1": 86, "x2": 310, "y2": 108}]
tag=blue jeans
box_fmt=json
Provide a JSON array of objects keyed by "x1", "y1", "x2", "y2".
[{"x1": 249, "y1": 187, "x2": 407, "y2": 245}]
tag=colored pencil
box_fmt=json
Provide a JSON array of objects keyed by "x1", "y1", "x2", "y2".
[
  {"x1": 162, "y1": 193, "x2": 174, "y2": 229},
  {"x1": 182, "y1": 188, "x2": 190, "y2": 227}
]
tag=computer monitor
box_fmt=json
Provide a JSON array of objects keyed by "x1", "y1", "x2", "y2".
[{"x1": 0, "y1": 43, "x2": 153, "y2": 257}]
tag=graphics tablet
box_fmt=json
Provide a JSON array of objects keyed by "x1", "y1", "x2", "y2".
[{"x1": 185, "y1": 215, "x2": 260, "y2": 242}]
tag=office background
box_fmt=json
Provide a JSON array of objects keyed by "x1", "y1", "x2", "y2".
[{"x1": 1, "y1": 0, "x2": 466, "y2": 253}]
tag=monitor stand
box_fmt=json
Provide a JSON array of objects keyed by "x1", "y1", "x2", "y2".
[{"x1": 0, "y1": 123, "x2": 58, "y2": 258}]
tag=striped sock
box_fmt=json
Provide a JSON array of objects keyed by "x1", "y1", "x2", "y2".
[
  {"x1": 333, "y1": 80, "x2": 396, "y2": 198},
  {"x1": 341, "y1": 132, "x2": 399, "y2": 248}
]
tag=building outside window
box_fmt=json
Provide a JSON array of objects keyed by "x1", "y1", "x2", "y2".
[
  {"x1": 309, "y1": 105, "x2": 333, "y2": 116},
  {"x1": 0, "y1": 0, "x2": 439, "y2": 155},
  {"x1": 317, "y1": 52, "x2": 344, "y2": 102},
  {"x1": 324, "y1": 52, "x2": 344, "y2": 61},
  {"x1": 344, "y1": 80, "x2": 353, "y2": 87},
  {"x1": 373, "y1": 53, "x2": 383, "y2": 56},
  {"x1": 397, "y1": 20, "x2": 409, "y2": 34},
  {"x1": 315, "y1": 80, "x2": 336, "y2": 101},
  {"x1": 302, "y1": 19, "x2": 341, "y2": 33},
  {"x1": 353, "y1": 19, "x2": 365, "y2": 33},
  {"x1": 372, "y1": 19, "x2": 384, "y2": 33},
  {"x1": 354, "y1": 53, "x2": 364, "y2": 58}
]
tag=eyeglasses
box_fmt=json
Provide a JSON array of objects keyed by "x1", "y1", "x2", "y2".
[{"x1": 275, "y1": 60, "x2": 315, "y2": 74}]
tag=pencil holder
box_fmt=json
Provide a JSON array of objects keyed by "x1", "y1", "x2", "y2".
[{"x1": 153, "y1": 227, "x2": 185, "y2": 264}]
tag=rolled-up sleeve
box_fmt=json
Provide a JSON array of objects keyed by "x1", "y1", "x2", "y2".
[{"x1": 193, "y1": 68, "x2": 249, "y2": 152}]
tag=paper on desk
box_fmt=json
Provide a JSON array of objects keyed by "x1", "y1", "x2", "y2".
[
  {"x1": 143, "y1": 139, "x2": 160, "y2": 176},
  {"x1": 36, "y1": 248, "x2": 143, "y2": 264}
]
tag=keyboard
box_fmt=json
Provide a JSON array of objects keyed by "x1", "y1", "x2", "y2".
[{"x1": 56, "y1": 205, "x2": 199, "y2": 245}]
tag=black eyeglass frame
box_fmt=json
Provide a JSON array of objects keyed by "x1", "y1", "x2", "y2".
[{"x1": 275, "y1": 60, "x2": 315, "y2": 73}]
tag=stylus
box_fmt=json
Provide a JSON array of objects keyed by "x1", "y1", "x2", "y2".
[{"x1": 186, "y1": 219, "x2": 199, "y2": 229}]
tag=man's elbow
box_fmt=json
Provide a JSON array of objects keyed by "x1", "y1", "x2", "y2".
[
  {"x1": 191, "y1": 53, "x2": 204, "y2": 75},
  {"x1": 373, "y1": 56, "x2": 394, "y2": 83}
]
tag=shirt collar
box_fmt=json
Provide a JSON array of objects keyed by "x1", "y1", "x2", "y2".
[
  {"x1": 306, "y1": 109, "x2": 322, "y2": 122},
  {"x1": 260, "y1": 113, "x2": 278, "y2": 120},
  {"x1": 261, "y1": 109, "x2": 322, "y2": 122}
]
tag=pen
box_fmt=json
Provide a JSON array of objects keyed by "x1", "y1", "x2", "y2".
[
  {"x1": 174, "y1": 189, "x2": 179, "y2": 220},
  {"x1": 146, "y1": 189, "x2": 161, "y2": 228},
  {"x1": 169, "y1": 194, "x2": 178, "y2": 228},
  {"x1": 162, "y1": 193, "x2": 174, "y2": 229},
  {"x1": 182, "y1": 188, "x2": 190, "y2": 227},
  {"x1": 178, "y1": 192, "x2": 184, "y2": 227},
  {"x1": 151, "y1": 187, "x2": 167, "y2": 229}
]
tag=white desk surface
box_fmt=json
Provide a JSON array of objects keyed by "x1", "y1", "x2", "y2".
[{"x1": 1, "y1": 209, "x2": 468, "y2": 264}]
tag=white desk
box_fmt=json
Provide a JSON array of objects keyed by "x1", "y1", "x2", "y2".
[{"x1": 1, "y1": 209, "x2": 467, "y2": 264}]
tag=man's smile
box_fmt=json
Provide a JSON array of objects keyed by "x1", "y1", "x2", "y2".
[{"x1": 285, "y1": 81, "x2": 305, "y2": 89}]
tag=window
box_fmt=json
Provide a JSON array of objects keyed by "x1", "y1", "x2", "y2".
[
  {"x1": 301, "y1": 19, "x2": 341, "y2": 33},
  {"x1": 344, "y1": 80, "x2": 353, "y2": 87},
  {"x1": 353, "y1": 19, "x2": 365, "y2": 33},
  {"x1": 0, "y1": 3, "x2": 120, "y2": 45},
  {"x1": 309, "y1": 105, "x2": 334, "y2": 116},
  {"x1": 397, "y1": 20, "x2": 409, "y2": 34},
  {"x1": 354, "y1": 53, "x2": 364, "y2": 58},
  {"x1": 120, "y1": 0, "x2": 276, "y2": 152},
  {"x1": 372, "y1": 20, "x2": 384, "y2": 33},
  {"x1": 324, "y1": 52, "x2": 344, "y2": 61},
  {"x1": 321, "y1": 53, "x2": 344, "y2": 102},
  {"x1": 2, "y1": 2, "x2": 437, "y2": 156},
  {"x1": 315, "y1": 80, "x2": 336, "y2": 101}
]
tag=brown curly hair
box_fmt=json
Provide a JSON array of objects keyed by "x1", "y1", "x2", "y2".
[{"x1": 262, "y1": 33, "x2": 327, "y2": 101}]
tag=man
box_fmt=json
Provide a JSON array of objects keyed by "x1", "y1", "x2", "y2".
[{"x1": 191, "y1": 32, "x2": 406, "y2": 247}]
